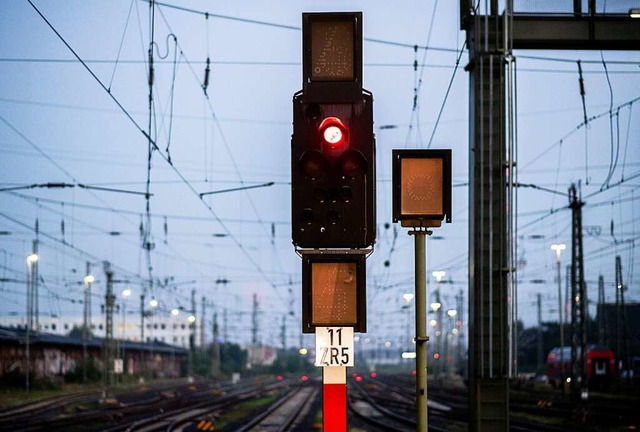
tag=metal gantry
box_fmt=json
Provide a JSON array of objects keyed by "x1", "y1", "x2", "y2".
[
  {"x1": 102, "y1": 261, "x2": 116, "y2": 400},
  {"x1": 464, "y1": 7, "x2": 511, "y2": 430},
  {"x1": 615, "y1": 255, "x2": 630, "y2": 380},
  {"x1": 569, "y1": 184, "x2": 587, "y2": 401},
  {"x1": 461, "y1": 1, "x2": 640, "y2": 428}
]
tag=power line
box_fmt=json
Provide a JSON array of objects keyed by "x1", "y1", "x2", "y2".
[
  {"x1": 520, "y1": 94, "x2": 640, "y2": 172},
  {"x1": 27, "y1": 0, "x2": 280, "y2": 294},
  {"x1": 151, "y1": 0, "x2": 459, "y2": 53},
  {"x1": 2, "y1": 57, "x2": 640, "y2": 74}
]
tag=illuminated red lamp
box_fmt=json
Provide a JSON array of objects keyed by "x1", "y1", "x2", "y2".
[
  {"x1": 370, "y1": 372, "x2": 377, "y2": 378},
  {"x1": 355, "y1": 375, "x2": 363, "y2": 382},
  {"x1": 301, "y1": 375, "x2": 309, "y2": 381},
  {"x1": 277, "y1": 375, "x2": 284, "y2": 381},
  {"x1": 319, "y1": 117, "x2": 347, "y2": 149}
]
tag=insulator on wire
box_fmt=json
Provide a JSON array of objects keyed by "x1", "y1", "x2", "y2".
[
  {"x1": 203, "y1": 57, "x2": 211, "y2": 94},
  {"x1": 577, "y1": 60, "x2": 585, "y2": 96},
  {"x1": 148, "y1": 49, "x2": 154, "y2": 86}
]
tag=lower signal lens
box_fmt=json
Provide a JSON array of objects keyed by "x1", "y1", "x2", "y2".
[
  {"x1": 300, "y1": 150, "x2": 327, "y2": 179},
  {"x1": 341, "y1": 150, "x2": 366, "y2": 177},
  {"x1": 327, "y1": 209, "x2": 341, "y2": 224},
  {"x1": 302, "y1": 208, "x2": 314, "y2": 225}
]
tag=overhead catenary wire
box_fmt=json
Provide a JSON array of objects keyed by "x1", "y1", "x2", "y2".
[
  {"x1": 3, "y1": 57, "x2": 640, "y2": 75},
  {"x1": 426, "y1": 39, "x2": 467, "y2": 148},
  {"x1": 405, "y1": 0, "x2": 440, "y2": 147},
  {"x1": 520, "y1": 94, "x2": 640, "y2": 172},
  {"x1": 26, "y1": 0, "x2": 282, "y2": 297},
  {"x1": 154, "y1": 4, "x2": 288, "y2": 285}
]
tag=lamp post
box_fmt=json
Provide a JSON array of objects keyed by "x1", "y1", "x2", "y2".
[
  {"x1": 121, "y1": 289, "x2": 131, "y2": 339},
  {"x1": 432, "y1": 271, "x2": 445, "y2": 376},
  {"x1": 551, "y1": 243, "x2": 566, "y2": 393},
  {"x1": 187, "y1": 313, "x2": 196, "y2": 382},
  {"x1": 403, "y1": 293, "x2": 414, "y2": 359},
  {"x1": 82, "y1": 271, "x2": 94, "y2": 383},
  {"x1": 121, "y1": 289, "x2": 131, "y2": 376},
  {"x1": 25, "y1": 252, "x2": 38, "y2": 394},
  {"x1": 446, "y1": 309, "x2": 457, "y2": 374}
]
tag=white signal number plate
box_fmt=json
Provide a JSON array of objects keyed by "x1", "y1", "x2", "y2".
[{"x1": 315, "y1": 326, "x2": 354, "y2": 367}]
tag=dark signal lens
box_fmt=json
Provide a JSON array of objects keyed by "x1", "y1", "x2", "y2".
[
  {"x1": 341, "y1": 150, "x2": 366, "y2": 177},
  {"x1": 319, "y1": 117, "x2": 347, "y2": 148},
  {"x1": 299, "y1": 150, "x2": 327, "y2": 179},
  {"x1": 327, "y1": 209, "x2": 341, "y2": 224},
  {"x1": 339, "y1": 186, "x2": 353, "y2": 202},
  {"x1": 301, "y1": 208, "x2": 314, "y2": 225}
]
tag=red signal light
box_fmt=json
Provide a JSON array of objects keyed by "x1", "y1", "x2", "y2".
[{"x1": 319, "y1": 117, "x2": 347, "y2": 148}]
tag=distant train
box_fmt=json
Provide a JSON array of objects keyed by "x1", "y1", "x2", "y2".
[{"x1": 546, "y1": 345, "x2": 616, "y2": 390}]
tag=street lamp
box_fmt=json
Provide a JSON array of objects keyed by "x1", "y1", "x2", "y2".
[
  {"x1": 403, "y1": 293, "x2": 415, "y2": 355},
  {"x1": 121, "y1": 289, "x2": 131, "y2": 339},
  {"x1": 25, "y1": 252, "x2": 39, "y2": 394},
  {"x1": 445, "y1": 309, "x2": 457, "y2": 373},
  {"x1": 432, "y1": 270, "x2": 446, "y2": 282},
  {"x1": 431, "y1": 270, "x2": 445, "y2": 376},
  {"x1": 149, "y1": 298, "x2": 158, "y2": 308},
  {"x1": 171, "y1": 308, "x2": 180, "y2": 316},
  {"x1": 551, "y1": 243, "x2": 566, "y2": 393}
]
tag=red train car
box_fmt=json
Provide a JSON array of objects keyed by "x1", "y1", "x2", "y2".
[{"x1": 546, "y1": 345, "x2": 616, "y2": 390}]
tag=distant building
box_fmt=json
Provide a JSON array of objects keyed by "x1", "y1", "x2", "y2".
[
  {"x1": 0, "y1": 326, "x2": 187, "y2": 379},
  {"x1": 0, "y1": 315, "x2": 197, "y2": 349}
]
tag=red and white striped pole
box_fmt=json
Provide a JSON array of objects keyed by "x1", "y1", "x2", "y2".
[{"x1": 323, "y1": 366, "x2": 347, "y2": 431}]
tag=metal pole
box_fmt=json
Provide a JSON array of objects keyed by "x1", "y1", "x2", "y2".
[
  {"x1": 537, "y1": 293, "x2": 543, "y2": 371},
  {"x1": 556, "y1": 255, "x2": 565, "y2": 393},
  {"x1": 25, "y1": 256, "x2": 32, "y2": 394},
  {"x1": 140, "y1": 292, "x2": 144, "y2": 380},
  {"x1": 411, "y1": 228, "x2": 429, "y2": 432},
  {"x1": 83, "y1": 262, "x2": 91, "y2": 384},
  {"x1": 33, "y1": 241, "x2": 39, "y2": 333}
]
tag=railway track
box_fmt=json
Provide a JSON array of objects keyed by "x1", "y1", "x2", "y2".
[
  {"x1": 0, "y1": 377, "x2": 284, "y2": 432},
  {"x1": 234, "y1": 385, "x2": 319, "y2": 432},
  {"x1": 353, "y1": 372, "x2": 640, "y2": 431}
]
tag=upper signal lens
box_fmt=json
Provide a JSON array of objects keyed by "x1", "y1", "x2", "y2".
[{"x1": 319, "y1": 117, "x2": 347, "y2": 148}]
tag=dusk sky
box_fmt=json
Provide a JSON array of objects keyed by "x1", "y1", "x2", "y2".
[{"x1": 1, "y1": 1, "x2": 638, "y2": 351}]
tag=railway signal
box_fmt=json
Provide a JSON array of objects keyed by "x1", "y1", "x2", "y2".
[
  {"x1": 291, "y1": 12, "x2": 374, "y2": 432},
  {"x1": 392, "y1": 149, "x2": 452, "y2": 432},
  {"x1": 291, "y1": 12, "x2": 375, "y2": 249}
]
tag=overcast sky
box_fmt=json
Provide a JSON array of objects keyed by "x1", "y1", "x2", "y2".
[{"x1": 0, "y1": 1, "x2": 638, "y2": 351}]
